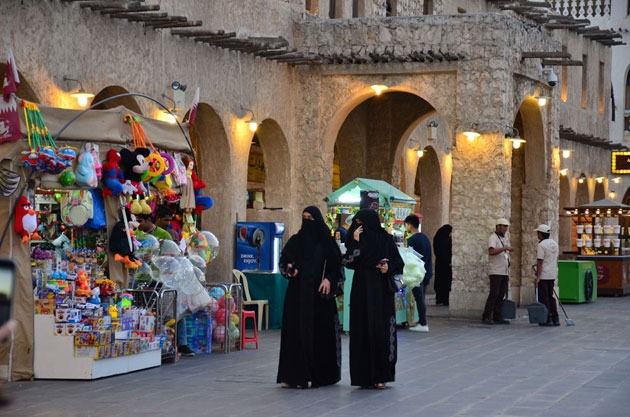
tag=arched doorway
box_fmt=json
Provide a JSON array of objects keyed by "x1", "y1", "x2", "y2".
[
  {"x1": 510, "y1": 98, "x2": 547, "y2": 303},
  {"x1": 245, "y1": 119, "x2": 291, "y2": 214},
  {"x1": 558, "y1": 175, "x2": 572, "y2": 253},
  {"x1": 414, "y1": 145, "x2": 442, "y2": 243},
  {"x1": 190, "y1": 103, "x2": 232, "y2": 280},
  {"x1": 91, "y1": 86, "x2": 142, "y2": 113},
  {"x1": 575, "y1": 175, "x2": 590, "y2": 206},
  {"x1": 332, "y1": 91, "x2": 445, "y2": 237}
]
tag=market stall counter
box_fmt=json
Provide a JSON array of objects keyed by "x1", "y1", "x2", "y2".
[
  {"x1": 243, "y1": 272, "x2": 287, "y2": 330},
  {"x1": 565, "y1": 198, "x2": 630, "y2": 296}
]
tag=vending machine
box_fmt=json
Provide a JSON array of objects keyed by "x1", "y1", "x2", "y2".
[{"x1": 235, "y1": 222, "x2": 285, "y2": 272}]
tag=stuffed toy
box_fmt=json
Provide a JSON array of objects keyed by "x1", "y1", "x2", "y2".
[
  {"x1": 191, "y1": 170, "x2": 214, "y2": 214},
  {"x1": 74, "y1": 151, "x2": 98, "y2": 188},
  {"x1": 119, "y1": 148, "x2": 150, "y2": 195},
  {"x1": 14, "y1": 196, "x2": 41, "y2": 243},
  {"x1": 102, "y1": 149, "x2": 124, "y2": 197},
  {"x1": 109, "y1": 209, "x2": 142, "y2": 269}
]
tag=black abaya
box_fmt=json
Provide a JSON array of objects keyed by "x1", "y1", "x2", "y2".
[
  {"x1": 343, "y1": 209, "x2": 404, "y2": 387},
  {"x1": 433, "y1": 225, "x2": 452, "y2": 305},
  {"x1": 276, "y1": 207, "x2": 342, "y2": 388}
]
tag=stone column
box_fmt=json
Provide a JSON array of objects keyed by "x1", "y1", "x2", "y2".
[{"x1": 449, "y1": 132, "x2": 512, "y2": 318}]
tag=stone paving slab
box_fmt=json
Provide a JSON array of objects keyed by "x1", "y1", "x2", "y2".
[{"x1": 1, "y1": 296, "x2": 629, "y2": 417}]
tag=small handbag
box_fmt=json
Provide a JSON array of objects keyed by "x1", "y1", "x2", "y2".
[
  {"x1": 388, "y1": 274, "x2": 407, "y2": 293},
  {"x1": 320, "y1": 260, "x2": 344, "y2": 300},
  {"x1": 501, "y1": 296, "x2": 516, "y2": 320}
]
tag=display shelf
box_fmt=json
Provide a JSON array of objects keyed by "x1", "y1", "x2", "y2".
[{"x1": 33, "y1": 315, "x2": 161, "y2": 380}]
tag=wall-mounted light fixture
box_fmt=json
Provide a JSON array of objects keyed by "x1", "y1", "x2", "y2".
[
  {"x1": 241, "y1": 107, "x2": 260, "y2": 132},
  {"x1": 612, "y1": 177, "x2": 622, "y2": 184},
  {"x1": 596, "y1": 177, "x2": 604, "y2": 183},
  {"x1": 578, "y1": 173, "x2": 587, "y2": 184},
  {"x1": 427, "y1": 120, "x2": 438, "y2": 141},
  {"x1": 561, "y1": 149, "x2": 573, "y2": 159},
  {"x1": 63, "y1": 76, "x2": 94, "y2": 107},
  {"x1": 371, "y1": 84, "x2": 388, "y2": 96},
  {"x1": 533, "y1": 87, "x2": 551, "y2": 107},
  {"x1": 559, "y1": 168, "x2": 568, "y2": 176},
  {"x1": 462, "y1": 123, "x2": 480, "y2": 142},
  {"x1": 171, "y1": 81, "x2": 187, "y2": 92},
  {"x1": 416, "y1": 147, "x2": 425, "y2": 158},
  {"x1": 610, "y1": 190, "x2": 616, "y2": 200},
  {"x1": 160, "y1": 94, "x2": 181, "y2": 124},
  {"x1": 505, "y1": 126, "x2": 526, "y2": 149}
]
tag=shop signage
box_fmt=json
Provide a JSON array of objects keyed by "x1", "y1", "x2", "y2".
[{"x1": 611, "y1": 151, "x2": 630, "y2": 174}]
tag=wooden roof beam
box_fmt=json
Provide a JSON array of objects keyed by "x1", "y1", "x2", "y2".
[
  {"x1": 100, "y1": 4, "x2": 159, "y2": 14},
  {"x1": 143, "y1": 16, "x2": 188, "y2": 26},
  {"x1": 109, "y1": 12, "x2": 168, "y2": 21},
  {"x1": 522, "y1": 51, "x2": 571, "y2": 59},
  {"x1": 545, "y1": 22, "x2": 590, "y2": 29},
  {"x1": 171, "y1": 29, "x2": 226, "y2": 37},
  {"x1": 541, "y1": 59, "x2": 583, "y2": 66},
  {"x1": 151, "y1": 21, "x2": 202, "y2": 29}
]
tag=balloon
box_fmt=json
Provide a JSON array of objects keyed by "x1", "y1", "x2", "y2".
[
  {"x1": 231, "y1": 327, "x2": 240, "y2": 340},
  {"x1": 193, "y1": 266, "x2": 206, "y2": 283},
  {"x1": 188, "y1": 254, "x2": 206, "y2": 270},
  {"x1": 59, "y1": 170, "x2": 76, "y2": 186},
  {"x1": 200, "y1": 231, "x2": 219, "y2": 262},
  {"x1": 213, "y1": 325, "x2": 226, "y2": 343},
  {"x1": 215, "y1": 308, "x2": 226, "y2": 324},
  {"x1": 208, "y1": 298, "x2": 219, "y2": 313},
  {"x1": 230, "y1": 313, "x2": 239, "y2": 325},
  {"x1": 208, "y1": 287, "x2": 225, "y2": 300},
  {"x1": 159, "y1": 239, "x2": 182, "y2": 257}
]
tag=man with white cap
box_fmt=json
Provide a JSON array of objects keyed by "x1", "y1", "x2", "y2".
[
  {"x1": 482, "y1": 218, "x2": 514, "y2": 324},
  {"x1": 534, "y1": 224, "x2": 560, "y2": 326}
]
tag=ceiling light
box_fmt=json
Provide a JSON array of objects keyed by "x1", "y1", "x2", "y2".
[{"x1": 371, "y1": 84, "x2": 388, "y2": 95}]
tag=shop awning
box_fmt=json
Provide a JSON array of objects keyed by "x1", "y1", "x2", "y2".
[
  {"x1": 325, "y1": 178, "x2": 416, "y2": 208},
  {"x1": 578, "y1": 198, "x2": 630, "y2": 210},
  {"x1": 18, "y1": 102, "x2": 192, "y2": 153}
]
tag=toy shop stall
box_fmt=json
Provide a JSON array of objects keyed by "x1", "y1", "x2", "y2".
[{"x1": 0, "y1": 102, "x2": 218, "y2": 380}]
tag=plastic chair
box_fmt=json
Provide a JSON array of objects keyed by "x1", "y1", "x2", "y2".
[
  {"x1": 232, "y1": 269, "x2": 269, "y2": 331},
  {"x1": 241, "y1": 310, "x2": 259, "y2": 349}
]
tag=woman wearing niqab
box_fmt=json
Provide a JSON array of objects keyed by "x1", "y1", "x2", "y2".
[
  {"x1": 343, "y1": 209, "x2": 404, "y2": 389},
  {"x1": 277, "y1": 206, "x2": 344, "y2": 388},
  {"x1": 433, "y1": 224, "x2": 453, "y2": 306}
]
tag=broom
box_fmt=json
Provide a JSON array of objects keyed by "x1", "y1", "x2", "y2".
[{"x1": 553, "y1": 287, "x2": 575, "y2": 326}]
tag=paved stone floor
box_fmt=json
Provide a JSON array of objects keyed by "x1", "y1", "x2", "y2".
[{"x1": 1, "y1": 295, "x2": 630, "y2": 417}]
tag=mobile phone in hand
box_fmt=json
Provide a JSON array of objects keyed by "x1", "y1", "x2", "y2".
[{"x1": 0, "y1": 259, "x2": 16, "y2": 327}]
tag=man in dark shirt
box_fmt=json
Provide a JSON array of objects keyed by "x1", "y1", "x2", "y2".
[{"x1": 405, "y1": 214, "x2": 433, "y2": 332}]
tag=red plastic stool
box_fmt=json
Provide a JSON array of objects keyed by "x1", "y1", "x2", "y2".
[{"x1": 241, "y1": 310, "x2": 259, "y2": 349}]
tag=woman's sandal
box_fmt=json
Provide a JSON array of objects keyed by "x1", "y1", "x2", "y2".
[{"x1": 375, "y1": 383, "x2": 387, "y2": 390}]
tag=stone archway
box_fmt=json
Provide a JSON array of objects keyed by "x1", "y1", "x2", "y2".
[
  {"x1": 189, "y1": 103, "x2": 232, "y2": 281},
  {"x1": 91, "y1": 85, "x2": 142, "y2": 113},
  {"x1": 334, "y1": 91, "x2": 435, "y2": 186},
  {"x1": 510, "y1": 98, "x2": 547, "y2": 303},
  {"x1": 558, "y1": 175, "x2": 572, "y2": 253},
  {"x1": 594, "y1": 181, "x2": 605, "y2": 201},
  {"x1": 414, "y1": 145, "x2": 442, "y2": 243},
  {"x1": 245, "y1": 119, "x2": 291, "y2": 212},
  {"x1": 576, "y1": 176, "x2": 590, "y2": 206},
  {"x1": 0, "y1": 64, "x2": 39, "y2": 102}
]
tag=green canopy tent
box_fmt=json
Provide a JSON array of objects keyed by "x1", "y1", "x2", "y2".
[{"x1": 325, "y1": 178, "x2": 416, "y2": 227}]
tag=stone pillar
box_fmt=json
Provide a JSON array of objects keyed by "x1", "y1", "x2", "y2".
[{"x1": 449, "y1": 132, "x2": 512, "y2": 318}]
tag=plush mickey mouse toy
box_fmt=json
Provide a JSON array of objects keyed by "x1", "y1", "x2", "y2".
[{"x1": 119, "y1": 148, "x2": 150, "y2": 195}]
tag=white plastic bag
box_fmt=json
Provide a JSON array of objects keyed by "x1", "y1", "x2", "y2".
[{"x1": 399, "y1": 246, "x2": 426, "y2": 289}]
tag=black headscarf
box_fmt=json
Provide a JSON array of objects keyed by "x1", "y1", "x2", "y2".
[
  {"x1": 345, "y1": 209, "x2": 389, "y2": 266},
  {"x1": 433, "y1": 224, "x2": 452, "y2": 260}
]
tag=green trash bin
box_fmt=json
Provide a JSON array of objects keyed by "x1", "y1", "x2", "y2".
[{"x1": 558, "y1": 260, "x2": 597, "y2": 303}]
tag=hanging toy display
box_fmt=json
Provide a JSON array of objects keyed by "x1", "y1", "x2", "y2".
[
  {"x1": 123, "y1": 114, "x2": 166, "y2": 183},
  {"x1": 108, "y1": 206, "x2": 142, "y2": 269},
  {"x1": 20, "y1": 101, "x2": 76, "y2": 174},
  {"x1": 101, "y1": 149, "x2": 124, "y2": 197},
  {"x1": 74, "y1": 145, "x2": 98, "y2": 188},
  {"x1": 180, "y1": 155, "x2": 196, "y2": 213}
]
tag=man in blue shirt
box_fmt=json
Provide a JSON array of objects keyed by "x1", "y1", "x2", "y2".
[{"x1": 405, "y1": 214, "x2": 433, "y2": 332}]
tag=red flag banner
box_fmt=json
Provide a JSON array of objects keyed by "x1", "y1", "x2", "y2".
[
  {"x1": 0, "y1": 49, "x2": 21, "y2": 143},
  {"x1": 188, "y1": 87, "x2": 200, "y2": 127}
]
